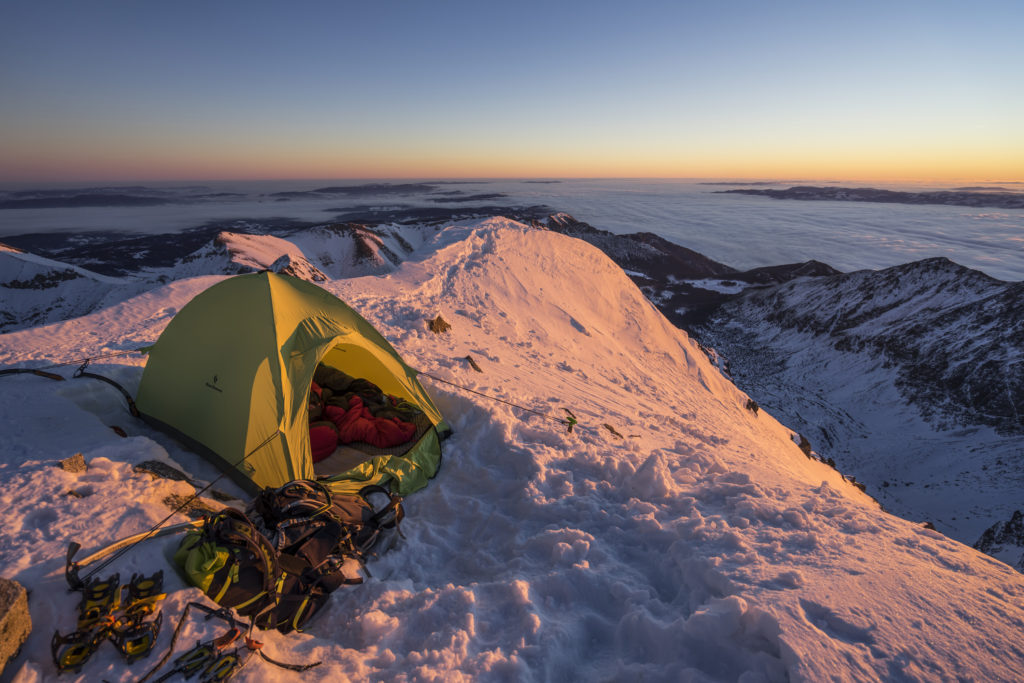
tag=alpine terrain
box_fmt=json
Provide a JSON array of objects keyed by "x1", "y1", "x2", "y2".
[{"x1": 0, "y1": 218, "x2": 1022, "y2": 681}]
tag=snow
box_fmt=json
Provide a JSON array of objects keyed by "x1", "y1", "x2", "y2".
[
  {"x1": 0, "y1": 249, "x2": 125, "y2": 286},
  {"x1": 0, "y1": 249, "x2": 144, "y2": 333},
  {"x1": 697, "y1": 263, "x2": 1024, "y2": 548},
  {"x1": 0, "y1": 218, "x2": 1022, "y2": 681},
  {"x1": 686, "y1": 279, "x2": 748, "y2": 295}
]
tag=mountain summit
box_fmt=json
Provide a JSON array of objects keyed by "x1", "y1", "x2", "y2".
[{"x1": 0, "y1": 219, "x2": 1021, "y2": 681}]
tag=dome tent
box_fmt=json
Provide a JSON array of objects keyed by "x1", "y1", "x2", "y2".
[{"x1": 136, "y1": 272, "x2": 449, "y2": 496}]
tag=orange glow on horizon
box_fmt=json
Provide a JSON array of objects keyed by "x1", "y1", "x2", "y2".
[{"x1": 1, "y1": 132, "x2": 1020, "y2": 185}]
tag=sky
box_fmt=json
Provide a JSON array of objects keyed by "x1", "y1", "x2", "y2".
[{"x1": 0, "y1": 0, "x2": 1021, "y2": 183}]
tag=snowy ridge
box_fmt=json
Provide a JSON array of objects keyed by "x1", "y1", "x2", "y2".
[
  {"x1": 0, "y1": 219, "x2": 1022, "y2": 681},
  {"x1": 715, "y1": 257, "x2": 1023, "y2": 434},
  {"x1": 152, "y1": 223, "x2": 426, "y2": 281},
  {"x1": 0, "y1": 244, "x2": 137, "y2": 333},
  {"x1": 0, "y1": 222, "x2": 435, "y2": 333}
]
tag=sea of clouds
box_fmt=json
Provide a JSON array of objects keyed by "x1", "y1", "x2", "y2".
[{"x1": 1, "y1": 178, "x2": 1021, "y2": 281}]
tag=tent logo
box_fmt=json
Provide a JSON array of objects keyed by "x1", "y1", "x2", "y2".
[{"x1": 205, "y1": 375, "x2": 223, "y2": 393}]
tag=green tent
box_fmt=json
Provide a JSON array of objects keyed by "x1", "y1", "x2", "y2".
[{"x1": 136, "y1": 272, "x2": 449, "y2": 496}]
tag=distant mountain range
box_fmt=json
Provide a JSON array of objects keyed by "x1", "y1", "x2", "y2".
[
  {"x1": 0, "y1": 181, "x2": 515, "y2": 210},
  {"x1": 1, "y1": 209, "x2": 1020, "y2": 570},
  {"x1": 690, "y1": 257, "x2": 1023, "y2": 570},
  {"x1": 717, "y1": 185, "x2": 1024, "y2": 209}
]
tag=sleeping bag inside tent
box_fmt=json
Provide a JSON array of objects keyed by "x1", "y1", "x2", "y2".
[{"x1": 135, "y1": 272, "x2": 450, "y2": 497}]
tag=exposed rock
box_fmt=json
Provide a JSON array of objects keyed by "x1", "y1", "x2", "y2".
[
  {"x1": 269, "y1": 253, "x2": 327, "y2": 283},
  {"x1": 603, "y1": 423, "x2": 624, "y2": 439},
  {"x1": 57, "y1": 452, "x2": 87, "y2": 473},
  {"x1": 163, "y1": 493, "x2": 222, "y2": 519},
  {"x1": 0, "y1": 248, "x2": 130, "y2": 333},
  {"x1": 694, "y1": 256, "x2": 1024, "y2": 563},
  {"x1": 134, "y1": 460, "x2": 240, "y2": 502},
  {"x1": 700, "y1": 258, "x2": 1024, "y2": 435},
  {"x1": 974, "y1": 511, "x2": 1024, "y2": 571},
  {"x1": 133, "y1": 460, "x2": 191, "y2": 482},
  {"x1": 0, "y1": 577, "x2": 31, "y2": 675},
  {"x1": 429, "y1": 315, "x2": 452, "y2": 334},
  {"x1": 0, "y1": 268, "x2": 81, "y2": 290}
]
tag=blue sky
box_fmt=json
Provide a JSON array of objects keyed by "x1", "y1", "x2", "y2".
[{"x1": 1, "y1": 0, "x2": 1020, "y2": 181}]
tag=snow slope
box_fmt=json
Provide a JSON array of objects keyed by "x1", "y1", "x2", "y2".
[
  {"x1": 0, "y1": 222, "x2": 428, "y2": 333},
  {"x1": 152, "y1": 223, "x2": 428, "y2": 282},
  {"x1": 0, "y1": 244, "x2": 136, "y2": 333},
  {"x1": 0, "y1": 219, "x2": 1022, "y2": 682},
  {"x1": 695, "y1": 259, "x2": 1024, "y2": 554}
]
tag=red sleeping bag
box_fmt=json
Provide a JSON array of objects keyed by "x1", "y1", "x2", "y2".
[
  {"x1": 310, "y1": 395, "x2": 417, "y2": 463},
  {"x1": 310, "y1": 421, "x2": 340, "y2": 463},
  {"x1": 324, "y1": 397, "x2": 416, "y2": 448}
]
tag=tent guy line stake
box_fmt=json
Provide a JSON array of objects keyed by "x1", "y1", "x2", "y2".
[
  {"x1": 417, "y1": 370, "x2": 595, "y2": 435},
  {"x1": 0, "y1": 347, "x2": 148, "y2": 376}
]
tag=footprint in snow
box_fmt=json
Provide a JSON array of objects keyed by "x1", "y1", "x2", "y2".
[{"x1": 799, "y1": 598, "x2": 875, "y2": 646}]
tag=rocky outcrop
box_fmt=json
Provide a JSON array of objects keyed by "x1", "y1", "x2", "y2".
[
  {"x1": 269, "y1": 253, "x2": 327, "y2": 283},
  {"x1": 701, "y1": 257, "x2": 1024, "y2": 435},
  {"x1": 693, "y1": 256, "x2": 1024, "y2": 565},
  {"x1": 974, "y1": 511, "x2": 1024, "y2": 571},
  {"x1": 0, "y1": 577, "x2": 31, "y2": 675},
  {"x1": 0, "y1": 247, "x2": 130, "y2": 333}
]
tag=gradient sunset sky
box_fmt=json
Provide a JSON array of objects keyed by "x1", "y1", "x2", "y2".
[{"x1": 1, "y1": 1, "x2": 1020, "y2": 183}]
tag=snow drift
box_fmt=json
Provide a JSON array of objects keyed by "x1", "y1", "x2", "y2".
[{"x1": 0, "y1": 218, "x2": 1022, "y2": 682}]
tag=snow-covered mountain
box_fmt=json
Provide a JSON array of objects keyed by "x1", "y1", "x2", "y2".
[
  {"x1": 1, "y1": 215, "x2": 1019, "y2": 569},
  {"x1": 156, "y1": 222, "x2": 434, "y2": 282},
  {"x1": 0, "y1": 222, "x2": 440, "y2": 332},
  {"x1": 541, "y1": 214, "x2": 842, "y2": 328},
  {"x1": 695, "y1": 258, "x2": 1024, "y2": 566},
  {"x1": 0, "y1": 219, "x2": 1022, "y2": 681},
  {"x1": 0, "y1": 242, "x2": 140, "y2": 332}
]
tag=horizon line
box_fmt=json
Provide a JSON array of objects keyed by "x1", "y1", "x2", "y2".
[{"x1": 3, "y1": 175, "x2": 1022, "y2": 187}]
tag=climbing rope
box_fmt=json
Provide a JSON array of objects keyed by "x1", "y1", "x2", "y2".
[{"x1": 73, "y1": 431, "x2": 281, "y2": 586}]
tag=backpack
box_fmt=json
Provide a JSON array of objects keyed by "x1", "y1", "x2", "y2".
[{"x1": 173, "y1": 480, "x2": 402, "y2": 633}]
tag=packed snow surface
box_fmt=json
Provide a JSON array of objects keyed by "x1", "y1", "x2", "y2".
[{"x1": 0, "y1": 219, "x2": 1021, "y2": 682}]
